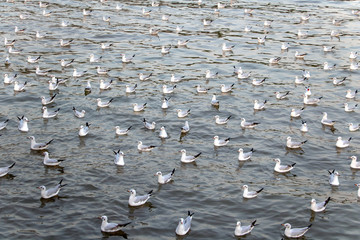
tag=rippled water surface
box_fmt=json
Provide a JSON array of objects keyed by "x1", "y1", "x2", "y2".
[{"x1": 0, "y1": 0, "x2": 359, "y2": 239}]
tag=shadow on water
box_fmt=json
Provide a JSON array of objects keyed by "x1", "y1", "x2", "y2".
[{"x1": 101, "y1": 230, "x2": 128, "y2": 239}]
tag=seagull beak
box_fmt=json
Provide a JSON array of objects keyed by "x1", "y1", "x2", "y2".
[
  {"x1": 127, "y1": 189, "x2": 131, "y2": 192},
  {"x1": 281, "y1": 223, "x2": 285, "y2": 226},
  {"x1": 97, "y1": 216, "x2": 102, "y2": 219}
]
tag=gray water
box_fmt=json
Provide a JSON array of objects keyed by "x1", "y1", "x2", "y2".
[{"x1": 0, "y1": 0, "x2": 359, "y2": 239}]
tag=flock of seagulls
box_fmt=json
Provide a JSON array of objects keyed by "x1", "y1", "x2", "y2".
[{"x1": 0, "y1": 0, "x2": 359, "y2": 239}]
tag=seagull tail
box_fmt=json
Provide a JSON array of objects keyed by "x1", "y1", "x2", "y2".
[
  {"x1": 194, "y1": 152, "x2": 202, "y2": 159},
  {"x1": 256, "y1": 188, "x2": 264, "y2": 193},
  {"x1": 251, "y1": 220, "x2": 257, "y2": 227},
  {"x1": 119, "y1": 222, "x2": 131, "y2": 227},
  {"x1": 291, "y1": 163, "x2": 296, "y2": 167},
  {"x1": 4, "y1": 119, "x2": 9, "y2": 123},
  {"x1": 147, "y1": 190, "x2": 153, "y2": 196},
  {"x1": 73, "y1": 107, "x2": 76, "y2": 111},
  {"x1": 301, "y1": 140, "x2": 307, "y2": 145},
  {"x1": 143, "y1": 118, "x2": 146, "y2": 123},
  {"x1": 324, "y1": 197, "x2": 331, "y2": 206},
  {"x1": 127, "y1": 126, "x2": 132, "y2": 131},
  {"x1": 348, "y1": 137, "x2": 352, "y2": 141},
  {"x1": 8, "y1": 162, "x2": 15, "y2": 169},
  {"x1": 302, "y1": 120, "x2": 306, "y2": 124},
  {"x1": 250, "y1": 148, "x2": 255, "y2": 152},
  {"x1": 108, "y1": 98, "x2": 114, "y2": 103},
  {"x1": 188, "y1": 211, "x2": 194, "y2": 217},
  {"x1": 307, "y1": 224, "x2": 312, "y2": 229},
  {"x1": 171, "y1": 168, "x2": 176, "y2": 176},
  {"x1": 225, "y1": 137, "x2": 231, "y2": 142},
  {"x1": 46, "y1": 139, "x2": 54, "y2": 145},
  {"x1": 226, "y1": 115, "x2": 232, "y2": 121}
]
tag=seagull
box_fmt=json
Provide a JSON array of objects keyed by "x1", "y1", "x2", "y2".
[
  {"x1": 275, "y1": 91, "x2": 290, "y2": 100},
  {"x1": 97, "y1": 67, "x2": 109, "y2": 75},
  {"x1": 125, "y1": 84, "x2": 137, "y2": 93},
  {"x1": 264, "y1": 20, "x2": 273, "y2": 27},
  {"x1": 241, "y1": 118, "x2": 259, "y2": 129},
  {"x1": 213, "y1": 135, "x2": 230, "y2": 146},
  {"x1": 14, "y1": 81, "x2": 27, "y2": 91},
  {"x1": 332, "y1": 18, "x2": 343, "y2": 25},
  {"x1": 290, "y1": 107, "x2": 304, "y2": 117},
  {"x1": 344, "y1": 103, "x2": 357, "y2": 112},
  {"x1": 286, "y1": 136, "x2": 307, "y2": 149},
  {"x1": 35, "y1": 31, "x2": 46, "y2": 39},
  {"x1": 211, "y1": 95, "x2": 219, "y2": 106},
  {"x1": 161, "y1": 45, "x2": 171, "y2": 54},
  {"x1": 42, "y1": 106, "x2": 60, "y2": 119},
  {"x1": 60, "y1": 20, "x2": 70, "y2": 27},
  {"x1": 137, "y1": 141, "x2": 155, "y2": 152},
  {"x1": 300, "y1": 120, "x2": 308, "y2": 132},
  {"x1": 302, "y1": 70, "x2": 311, "y2": 78},
  {"x1": 100, "y1": 43, "x2": 113, "y2": 50},
  {"x1": 257, "y1": 36, "x2": 266, "y2": 44},
  {"x1": 42, "y1": 9, "x2": 52, "y2": 17},
  {"x1": 303, "y1": 95, "x2": 322, "y2": 105},
  {"x1": 254, "y1": 100, "x2": 267, "y2": 110},
  {"x1": 220, "y1": 83, "x2": 234, "y2": 93},
  {"x1": 196, "y1": 85, "x2": 209, "y2": 93},
  {"x1": 3, "y1": 73, "x2": 17, "y2": 84},
  {"x1": 97, "y1": 98, "x2": 113, "y2": 108},
  {"x1": 128, "y1": 189, "x2": 153, "y2": 206},
  {"x1": 143, "y1": 118, "x2": 156, "y2": 130},
  {"x1": 151, "y1": 1, "x2": 160, "y2": 7},
  {"x1": 282, "y1": 223, "x2": 312, "y2": 238},
  {"x1": 113, "y1": 150, "x2": 125, "y2": 166},
  {"x1": 252, "y1": 78, "x2": 266, "y2": 86},
  {"x1": 142, "y1": 8, "x2": 152, "y2": 16},
  {"x1": 330, "y1": 30, "x2": 341, "y2": 38},
  {"x1": 349, "y1": 51, "x2": 358, "y2": 59},
  {"x1": 73, "y1": 68, "x2": 87, "y2": 77},
  {"x1": 311, "y1": 197, "x2": 331, "y2": 212},
  {"x1": 120, "y1": 54, "x2": 135, "y2": 63},
  {"x1": 323, "y1": 46, "x2": 335, "y2": 52},
  {"x1": 5, "y1": 55, "x2": 11, "y2": 66},
  {"x1": 336, "y1": 137, "x2": 351, "y2": 148},
  {"x1": 238, "y1": 148, "x2": 254, "y2": 161},
  {"x1": 244, "y1": 9, "x2": 254, "y2": 14},
  {"x1": 4, "y1": 37, "x2": 16, "y2": 46},
  {"x1": 244, "y1": 26, "x2": 252, "y2": 32},
  {"x1": 180, "y1": 149, "x2": 201, "y2": 163},
  {"x1": 79, "y1": 122, "x2": 90, "y2": 137},
  {"x1": 171, "y1": 74, "x2": 185, "y2": 83},
  {"x1": 215, "y1": 115, "x2": 231, "y2": 125},
  {"x1": 161, "y1": 14, "x2": 170, "y2": 21},
  {"x1": 60, "y1": 59, "x2": 74, "y2": 68},
  {"x1": 14, "y1": 26, "x2": 25, "y2": 33},
  {"x1": 348, "y1": 123, "x2": 359, "y2": 132},
  {"x1": 203, "y1": 19, "x2": 213, "y2": 26},
  {"x1": 269, "y1": 57, "x2": 281, "y2": 64},
  {"x1": 38, "y1": 179, "x2": 66, "y2": 199},
  {"x1": 234, "y1": 220, "x2": 257, "y2": 237},
  {"x1": 176, "y1": 211, "x2": 194, "y2": 236},
  {"x1": 181, "y1": 121, "x2": 190, "y2": 133},
  {"x1": 159, "y1": 126, "x2": 168, "y2": 138},
  {"x1": 177, "y1": 109, "x2": 190, "y2": 118},
  {"x1": 8, "y1": 46, "x2": 22, "y2": 54},
  {"x1": 139, "y1": 73, "x2": 152, "y2": 81},
  {"x1": 304, "y1": 87, "x2": 311, "y2": 96},
  {"x1": 102, "y1": 16, "x2": 111, "y2": 22},
  {"x1": 115, "y1": 126, "x2": 132, "y2": 136},
  {"x1": 332, "y1": 77, "x2": 346, "y2": 85},
  {"x1": 149, "y1": 27, "x2": 159, "y2": 35},
  {"x1": 85, "y1": 80, "x2": 92, "y2": 93},
  {"x1": 350, "y1": 62, "x2": 359, "y2": 70},
  {"x1": 176, "y1": 26, "x2": 184, "y2": 33},
  {"x1": 48, "y1": 79, "x2": 59, "y2": 91},
  {"x1": 161, "y1": 97, "x2": 171, "y2": 109},
  {"x1": 59, "y1": 39, "x2": 73, "y2": 47},
  {"x1": 177, "y1": 39, "x2": 189, "y2": 47},
  {"x1": 28, "y1": 136, "x2": 53, "y2": 150},
  {"x1": 99, "y1": 216, "x2": 131, "y2": 233},
  {"x1": 27, "y1": 56, "x2": 41, "y2": 63},
  {"x1": 329, "y1": 169, "x2": 340, "y2": 186},
  {"x1": 162, "y1": 85, "x2": 176, "y2": 94},
  {"x1": 298, "y1": 30, "x2": 308, "y2": 38},
  {"x1": 72, "y1": 107, "x2": 85, "y2": 118},
  {"x1": 321, "y1": 112, "x2": 335, "y2": 126},
  {"x1": 222, "y1": 43, "x2": 235, "y2": 52},
  {"x1": 295, "y1": 76, "x2": 307, "y2": 84},
  {"x1": 82, "y1": 9, "x2": 92, "y2": 16},
  {"x1": 295, "y1": 51, "x2": 307, "y2": 59},
  {"x1": 0, "y1": 119, "x2": 9, "y2": 130},
  {"x1": 0, "y1": 162, "x2": 15, "y2": 177},
  {"x1": 99, "y1": 79, "x2": 112, "y2": 90},
  {"x1": 238, "y1": 71, "x2": 251, "y2": 79},
  {"x1": 324, "y1": 62, "x2": 336, "y2": 70},
  {"x1": 281, "y1": 42, "x2": 290, "y2": 50},
  {"x1": 346, "y1": 89, "x2": 358, "y2": 99},
  {"x1": 205, "y1": 70, "x2": 218, "y2": 79},
  {"x1": 133, "y1": 103, "x2": 147, "y2": 112},
  {"x1": 17, "y1": 116, "x2": 29, "y2": 132},
  {"x1": 242, "y1": 185, "x2": 263, "y2": 199},
  {"x1": 300, "y1": 14, "x2": 310, "y2": 21},
  {"x1": 39, "y1": 1, "x2": 49, "y2": 8},
  {"x1": 273, "y1": 158, "x2": 296, "y2": 173},
  {"x1": 43, "y1": 152, "x2": 64, "y2": 166},
  {"x1": 155, "y1": 169, "x2": 175, "y2": 184}
]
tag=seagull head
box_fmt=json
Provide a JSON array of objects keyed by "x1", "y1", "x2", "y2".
[
  {"x1": 38, "y1": 185, "x2": 46, "y2": 190},
  {"x1": 273, "y1": 158, "x2": 280, "y2": 163},
  {"x1": 238, "y1": 148, "x2": 243, "y2": 153},
  {"x1": 154, "y1": 171, "x2": 162, "y2": 176},
  {"x1": 128, "y1": 189, "x2": 136, "y2": 195},
  {"x1": 242, "y1": 185, "x2": 248, "y2": 190},
  {"x1": 282, "y1": 223, "x2": 291, "y2": 229}
]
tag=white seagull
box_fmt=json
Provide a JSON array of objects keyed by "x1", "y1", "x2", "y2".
[
  {"x1": 211, "y1": 95, "x2": 219, "y2": 106},
  {"x1": 180, "y1": 149, "x2": 201, "y2": 163},
  {"x1": 241, "y1": 118, "x2": 259, "y2": 129},
  {"x1": 162, "y1": 85, "x2": 176, "y2": 94},
  {"x1": 28, "y1": 136, "x2": 53, "y2": 150},
  {"x1": 290, "y1": 107, "x2": 304, "y2": 117},
  {"x1": 242, "y1": 185, "x2": 263, "y2": 199},
  {"x1": 137, "y1": 141, "x2": 156, "y2": 152},
  {"x1": 115, "y1": 126, "x2": 132, "y2": 136},
  {"x1": 97, "y1": 98, "x2": 113, "y2": 108},
  {"x1": 0, "y1": 119, "x2": 9, "y2": 130},
  {"x1": 303, "y1": 95, "x2": 322, "y2": 105},
  {"x1": 159, "y1": 126, "x2": 168, "y2": 138},
  {"x1": 282, "y1": 223, "x2": 312, "y2": 238},
  {"x1": 234, "y1": 220, "x2": 257, "y2": 237},
  {"x1": 79, "y1": 122, "x2": 90, "y2": 137},
  {"x1": 42, "y1": 107, "x2": 60, "y2": 119},
  {"x1": 346, "y1": 89, "x2": 358, "y2": 99},
  {"x1": 311, "y1": 197, "x2": 331, "y2": 212},
  {"x1": 177, "y1": 109, "x2": 190, "y2": 118},
  {"x1": 336, "y1": 137, "x2": 351, "y2": 148},
  {"x1": 4, "y1": 73, "x2": 17, "y2": 84},
  {"x1": 17, "y1": 116, "x2": 29, "y2": 132},
  {"x1": 181, "y1": 121, "x2": 190, "y2": 133},
  {"x1": 176, "y1": 211, "x2": 194, "y2": 236},
  {"x1": 121, "y1": 54, "x2": 135, "y2": 63},
  {"x1": 254, "y1": 100, "x2": 267, "y2": 110},
  {"x1": 213, "y1": 135, "x2": 230, "y2": 146},
  {"x1": 128, "y1": 189, "x2": 153, "y2": 206},
  {"x1": 238, "y1": 148, "x2": 254, "y2": 161},
  {"x1": 113, "y1": 150, "x2": 125, "y2": 166},
  {"x1": 344, "y1": 103, "x2": 357, "y2": 112},
  {"x1": 14, "y1": 81, "x2": 27, "y2": 91},
  {"x1": 72, "y1": 107, "x2": 85, "y2": 118},
  {"x1": 99, "y1": 216, "x2": 131, "y2": 233},
  {"x1": 38, "y1": 179, "x2": 66, "y2": 199},
  {"x1": 155, "y1": 169, "x2": 175, "y2": 184},
  {"x1": 286, "y1": 136, "x2": 307, "y2": 149},
  {"x1": 329, "y1": 170, "x2": 340, "y2": 186},
  {"x1": 273, "y1": 158, "x2": 296, "y2": 173},
  {"x1": 348, "y1": 123, "x2": 359, "y2": 132},
  {"x1": 99, "y1": 79, "x2": 113, "y2": 90},
  {"x1": 133, "y1": 103, "x2": 147, "y2": 112},
  {"x1": 321, "y1": 112, "x2": 335, "y2": 126},
  {"x1": 215, "y1": 115, "x2": 231, "y2": 125},
  {"x1": 43, "y1": 152, "x2": 64, "y2": 166},
  {"x1": 161, "y1": 97, "x2": 171, "y2": 109},
  {"x1": 125, "y1": 84, "x2": 137, "y2": 93},
  {"x1": 300, "y1": 120, "x2": 308, "y2": 132},
  {"x1": 143, "y1": 118, "x2": 156, "y2": 130},
  {"x1": 220, "y1": 83, "x2": 234, "y2": 93},
  {"x1": 0, "y1": 162, "x2": 15, "y2": 177},
  {"x1": 205, "y1": 70, "x2": 218, "y2": 79}
]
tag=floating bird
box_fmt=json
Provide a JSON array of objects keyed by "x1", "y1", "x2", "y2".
[
  {"x1": 205, "y1": 70, "x2": 218, "y2": 79},
  {"x1": 281, "y1": 42, "x2": 290, "y2": 50},
  {"x1": 258, "y1": 36, "x2": 266, "y2": 44},
  {"x1": 211, "y1": 95, "x2": 219, "y2": 106},
  {"x1": 298, "y1": 30, "x2": 308, "y2": 37},
  {"x1": 79, "y1": 122, "x2": 90, "y2": 136},
  {"x1": 242, "y1": 185, "x2": 263, "y2": 199},
  {"x1": 142, "y1": 8, "x2": 152, "y2": 16},
  {"x1": 344, "y1": 103, "x2": 357, "y2": 112},
  {"x1": 196, "y1": 85, "x2": 209, "y2": 93},
  {"x1": 332, "y1": 77, "x2": 346, "y2": 85},
  {"x1": 100, "y1": 43, "x2": 113, "y2": 50},
  {"x1": 0, "y1": 162, "x2": 15, "y2": 177},
  {"x1": 321, "y1": 112, "x2": 335, "y2": 126},
  {"x1": 350, "y1": 62, "x2": 359, "y2": 70},
  {"x1": 282, "y1": 223, "x2": 312, "y2": 238},
  {"x1": 113, "y1": 150, "x2": 125, "y2": 166},
  {"x1": 336, "y1": 137, "x2": 351, "y2": 148},
  {"x1": 161, "y1": 97, "x2": 171, "y2": 109},
  {"x1": 234, "y1": 220, "x2": 257, "y2": 237},
  {"x1": 14, "y1": 26, "x2": 25, "y2": 33},
  {"x1": 171, "y1": 74, "x2": 185, "y2": 83},
  {"x1": 300, "y1": 120, "x2": 308, "y2": 132},
  {"x1": 161, "y1": 45, "x2": 171, "y2": 54},
  {"x1": 97, "y1": 98, "x2": 113, "y2": 108},
  {"x1": 355, "y1": 184, "x2": 360, "y2": 198},
  {"x1": 215, "y1": 115, "x2": 231, "y2": 125},
  {"x1": 28, "y1": 136, "x2": 53, "y2": 150},
  {"x1": 295, "y1": 51, "x2": 307, "y2": 59},
  {"x1": 125, "y1": 84, "x2": 137, "y2": 93},
  {"x1": 220, "y1": 83, "x2": 234, "y2": 93},
  {"x1": 60, "y1": 59, "x2": 74, "y2": 68},
  {"x1": 155, "y1": 169, "x2": 175, "y2": 184},
  {"x1": 275, "y1": 91, "x2": 290, "y2": 100},
  {"x1": 269, "y1": 57, "x2": 281, "y2": 64},
  {"x1": 238, "y1": 148, "x2": 254, "y2": 161},
  {"x1": 27, "y1": 56, "x2": 41, "y2": 63},
  {"x1": 177, "y1": 39, "x2": 189, "y2": 47},
  {"x1": 14, "y1": 81, "x2": 27, "y2": 91},
  {"x1": 139, "y1": 73, "x2": 152, "y2": 81},
  {"x1": 176, "y1": 26, "x2": 184, "y2": 33},
  {"x1": 43, "y1": 152, "x2": 64, "y2": 166},
  {"x1": 3, "y1": 73, "x2": 17, "y2": 84},
  {"x1": 252, "y1": 78, "x2": 266, "y2": 86},
  {"x1": 311, "y1": 197, "x2": 331, "y2": 212},
  {"x1": 143, "y1": 118, "x2": 156, "y2": 130},
  {"x1": 290, "y1": 107, "x2": 304, "y2": 117},
  {"x1": 180, "y1": 149, "x2": 201, "y2": 163},
  {"x1": 241, "y1": 118, "x2": 259, "y2": 129},
  {"x1": 349, "y1": 51, "x2": 358, "y2": 59},
  {"x1": 323, "y1": 62, "x2": 336, "y2": 70},
  {"x1": 4, "y1": 37, "x2": 16, "y2": 46},
  {"x1": 38, "y1": 179, "x2": 66, "y2": 199},
  {"x1": 17, "y1": 116, "x2": 29, "y2": 132},
  {"x1": 213, "y1": 135, "x2": 230, "y2": 146},
  {"x1": 346, "y1": 89, "x2": 358, "y2": 99},
  {"x1": 137, "y1": 141, "x2": 155, "y2": 152},
  {"x1": 0, "y1": 119, "x2": 9, "y2": 130},
  {"x1": 97, "y1": 67, "x2": 109, "y2": 75},
  {"x1": 133, "y1": 103, "x2": 147, "y2": 112},
  {"x1": 273, "y1": 158, "x2": 296, "y2": 173},
  {"x1": 42, "y1": 106, "x2": 60, "y2": 119},
  {"x1": 60, "y1": 39, "x2": 73, "y2": 47},
  {"x1": 295, "y1": 76, "x2": 307, "y2": 84},
  {"x1": 222, "y1": 43, "x2": 235, "y2": 51},
  {"x1": 181, "y1": 121, "x2": 190, "y2": 133},
  {"x1": 254, "y1": 100, "x2": 267, "y2": 110},
  {"x1": 115, "y1": 126, "x2": 132, "y2": 136},
  {"x1": 128, "y1": 189, "x2": 152, "y2": 206},
  {"x1": 120, "y1": 54, "x2": 135, "y2": 63},
  {"x1": 162, "y1": 84, "x2": 176, "y2": 94},
  {"x1": 73, "y1": 68, "x2": 87, "y2": 77},
  {"x1": 348, "y1": 123, "x2": 359, "y2": 132},
  {"x1": 149, "y1": 27, "x2": 159, "y2": 35},
  {"x1": 176, "y1": 211, "x2": 194, "y2": 236},
  {"x1": 99, "y1": 216, "x2": 131, "y2": 233},
  {"x1": 203, "y1": 19, "x2": 213, "y2": 26},
  {"x1": 177, "y1": 109, "x2": 190, "y2": 118},
  {"x1": 286, "y1": 136, "x2": 307, "y2": 149},
  {"x1": 35, "y1": 31, "x2": 46, "y2": 39},
  {"x1": 82, "y1": 9, "x2": 92, "y2": 16},
  {"x1": 323, "y1": 46, "x2": 335, "y2": 52},
  {"x1": 303, "y1": 95, "x2": 322, "y2": 105},
  {"x1": 329, "y1": 169, "x2": 340, "y2": 186},
  {"x1": 99, "y1": 79, "x2": 112, "y2": 90},
  {"x1": 159, "y1": 126, "x2": 168, "y2": 138}
]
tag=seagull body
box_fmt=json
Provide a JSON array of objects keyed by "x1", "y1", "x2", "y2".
[
  {"x1": 97, "y1": 67, "x2": 109, "y2": 75},
  {"x1": 73, "y1": 68, "x2": 87, "y2": 77},
  {"x1": 302, "y1": 70, "x2": 311, "y2": 78},
  {"x1": 177, "y1": 109, "x2": 190, "y2": 118},
  {"x1": 128, "y1": 189, "x2": 152, "y2": 206},
  {"x1": 222, "y1": 43, "x2": 234, "y2": 51},
  {"x1": 273, "y1": 158, "x2": 296, "y2": 173},
  {"x1": 73, "y1": 107, "x2": 85, "y2": 118},
  {"x1": 115, "y1": 126, "x2": 132, "y2": 136},
  {"x1": 82, "y1": 9, "x2": 92, "y2": 16},
  {"x1": 355, "y1": 184, "x2": 360, "y2": 198},
  {"x1": 42, "y1": 9, "x2": 52, "y2": 17},
  {"x1": 329, "y1": 170, "x2": 340, "y2": 186},
  {"x1": 196, "y1": 85, "x2": 209, "y2": 93},
  {"x1": 236, "y1": 69, "x2": 250, "y2": 78},
  {"x1": 139, "y1": 73, "x2": 152, "y2": 81},
  {"x1": 113, "y1": 150, "x2": 125, "y2": 166},
  {"x1": 149, "y1": 28, "x2": 159, "y2": 35},
  {"x1": 238, "y1": 148, "x2": 254, "y2": 161},
  {"x1": 344, "y1": 103, "x2": 357, "y2": 112},
  {"x1": 121, "y1": 54, "x2": 135, "y2": 63},
  {"x1": 85, "y1": 81, "x2": 92, "y2": 93},
  {"x1": 99, "y1": 79, "x2": 112, "y2": 90},
  {"x1": 36, "y1": 31, "x2": 46, "y2": 39},
  {"x1": 79, "y1": 122, "x2": 90, "y2": 136},
  {"x1": 303, "y1": 95, "x2": 322, "y2": 105},
  {"x1": 60, "y1": 20, "x2": 70, "y2": 27},
  {"x1": 155, "y1": 169, "x2": 175, "y2": 184},
  {"x1": 252, "y1": 78, "x2": 266, "y2": 86},
  {"x1": 220, "y1": 83, "x2": 234, "y2": 93},
  {"x1": 4, "y1": 73, "x2": 17, "y2": 84},
  {"x1": 0, "y1": 163, "x2": 15, "y2": 177},
  {"x1": 4, "y1": 37, "x2": 16, "y2": 46},
  {"x1": 43, "y1": 152, "x2": 64, "y2": 166},
  {"x1": 0, "y1": 119, "x2": 9, "y2": 130},
  {"x1": 42, "y1": 106, "x2": 60, "y2": 119},
  {"x1": 330, "y1": 30, "x2": 341, "y2": 38},
  {"x1": 171, "y1": 74, "x2": 185, "y2": 83},
  {"x1": 161, "y1": 45, "x2": 171, "y2": 54},
  {"x1": 321, "y1": 112, "x2": 335, "y2": 126},
  {"x1": 350, "y1": 62, "x2": 359, "y2": 70},
  {"x1": 348, "y1": 123, "x2": 359, "y2": 132},
  {"x1": 300, "y1": 120, "x2": 308, "y2": 132},
  {"x1": 295, "y1": 51, "x2": 307, "y2": 59},
  {"x1": 60, "y1": 39, "x2": 73, "y2": 47},
  {"x1": 162, "y1": 85, "x2": 176, "y2": 94},
  {"x1": 336, "y1": 137, "x2": 351, "y2": 148},
  {"x1": 324, "y1": 62, "x2": 336, "y2": 70},
  {"x1": 159, "y1": 126, "x2": 168, "y2": 138},
  {"x1": 275, "y1": 91, "x2": 290, "y2": 100},
  {"x1": 97, "y1": 98, "x2": 113, "y2": 107},
  {"x1": 205, "y1": 70, "x2": 218, "y2": 79},
  {"x1": 323, "y1": 46, "x2": 335, "y2": 52},
  {"x1": 100, "y1": 43, "x2": 113, "y2": 50},
  {"x1": 18, "y1": 116, "x2": 29, "y2": 132},
  {"x1": 143, "y1": 118, "x2": 156, "y2": 130},
  {"x1": 14, "y1": 26, "x2": 25, "y2": 33},
  {"x1": 38, "y1": 179, "x2": 66, "y2": 199},
  {"x1": 286, "y1": 136, "x2": 307, "y2": 149},
  {"x1": 281, "y1": 42, "x2": 290, "y2": 50},
  {"x1": 213, "y1": 135, "x2": 230, "y2": 146},
  {"x1": 242, "y1": 185, "x2": 263, "y2": 199},
  {"x1": 177, "y1": 39, "x2": 189, "y2": 46},
  {"x1": 234, "y1": 220, "x2": 257, "y2": 237},
  {"x1": 180, "y1": 149, "x2": 201, "y2": 163},
  {"x1": 8, "y1": 46, "x2": 22, "y2": 54},
  {"x1": 244, "y1": 26, "x2": 252, "y2": 32},
  {"x1": 291, "y1": 107, "x2": 304, "y2": 117},
  {"x1": 346, "y1": 89, "x2": 358, "y2": 99},
  {"x1": 295, "y1": 76, "x2": 307, "y2": 84},
  {"x1": 162, "y1": 14, "x2": 170, "y2": 21},
  {"x1": 99, "y1": 216, "x2": 131, "y2": 233},
  {"x1": 254, "y1": 100, "x2": 267, "y2": 110},
  {"x1": 125, "y1": 84, "x2": 137, "y2": 93},
  {"x1": 269, "y1": 57, "x2": 281, "y2": 64},
  {"x1": 161, "y1": 97, "x2": 170, "y2": 109},
  {"x1": 203, "y1": 19, "x2": 213, "y2": 26},
  {"x1": 60, "y1": 59, "x2": 74, "y2": 68},
  {"x1": 14, "y1": 81, "x2": 27, "y2": 91},
  {"x1": 241, "y1": 118, "x2": 259, "y2": 129},
  {"x1": 142, "y1": 8, "x2": 152, "y2": 16},
  {"x1": 176, "y1": 26, "x2": 184, "y2": 33},
  {"x1": 264, "y1": 20, "x2": 272, "y2": 27},
  {"x1": 176, "y1": 211, "x2": 194, "y2": 236},
  {"x1": 332, "y1": 77, "x2": 346, "y2": 85},
  {"x1": 215, "y1": 115, "x2": 231, "y2": 125},
  {"x1": 27, "y1": 56, "x2": 41, "y2": 63},
  {"x1": 137, "y1": 141, "x2": 155, "y2": 151},
  {"x1": 311, "y1": 197, "x2": 331, "y2": 212},
  {"x1": 28, "y1": 136, "x2": 53, "y2": 150},
  {"x1": 298, "y1": 30, "x2": 308, "y2": 37},
  {"x1": 211, "y1": 95, "x2": 219, "y2": 106},
  {"x1": 181, "y1": 121, "x2": 190, "y2": 133},
  {"x1": 282, "y1": 223, "x2": 312, "y2": 238},
  {"x1": 349, "y1": 51, "x2": 358, "y2": 59},
  {"x1": 133, "y1": 103, "x2": 147, "y2": 112},
  {"x1": 258, "y1": 36, "x2": 266, "y2": 44}
]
